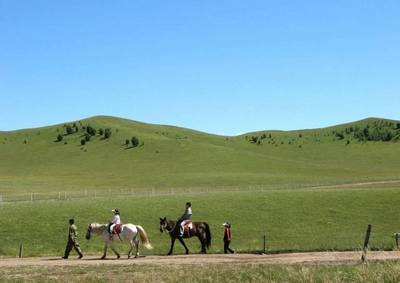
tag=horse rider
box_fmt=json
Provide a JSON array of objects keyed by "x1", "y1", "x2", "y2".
[
  {"x1": 177, "y1": 202, "x2": 192, "y2": 237},
  {"x1": 62, "y1": 218, "x2": 83, "y2": 259},
  {"x1": 108, "y1": 208, "x2": 121, "y2": 239}
]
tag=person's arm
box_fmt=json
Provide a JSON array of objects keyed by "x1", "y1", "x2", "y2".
[{"x1": 69, "y1": 226, "x2": 77, "y2": 241}]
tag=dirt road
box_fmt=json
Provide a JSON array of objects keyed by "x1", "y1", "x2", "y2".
[{"x1": 1, "y1": 251, "x2": 399, "y2": 267}]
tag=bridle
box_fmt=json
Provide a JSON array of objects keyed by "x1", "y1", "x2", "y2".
[{"x1": 161, "y1": 220, "x2": 174, "y2": 233}]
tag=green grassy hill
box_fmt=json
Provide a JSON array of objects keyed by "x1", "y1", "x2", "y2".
[{"x1": 0, "y1": 116, "x2": 399, "y2": 193}]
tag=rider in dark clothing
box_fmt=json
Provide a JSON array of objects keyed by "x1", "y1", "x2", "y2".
[{"x1": 178, "y1": 202, "x2": 192, "y2": 237}]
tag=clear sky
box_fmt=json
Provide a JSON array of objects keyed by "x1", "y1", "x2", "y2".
[{"x1": 0, "y1": 1, "x2": 399, "y2": 135}]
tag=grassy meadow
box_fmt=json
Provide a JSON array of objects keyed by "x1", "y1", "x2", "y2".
[
  {"x1": 0, "y1": 116, "x2": 399, "y2": 194},
  {"x1": 0, "y1": 185, "x2": 399, "y2": 257}
]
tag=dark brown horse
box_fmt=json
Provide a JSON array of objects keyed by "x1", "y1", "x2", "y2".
[{"x1": 159, "y1": 217, "x2": 211, "y2": 255}]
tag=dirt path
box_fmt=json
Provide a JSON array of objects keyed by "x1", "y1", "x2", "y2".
[
  {"x1": 310, "y1": 180, "x2": 400, "y2": 189},
  {"x1": 1, "y1": 251, "x2": 400, "y2": 267}
]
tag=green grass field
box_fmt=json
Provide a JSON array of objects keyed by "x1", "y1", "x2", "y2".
[
  {"x1": 0, "y1": 116, "x2": 399, "y2": 194},
  {"x1": 2, "y1": 261, "x2": 400, "y2": 282},
  {"x1": 1, "y1": 185, "x2": 399, "y2": 257}
]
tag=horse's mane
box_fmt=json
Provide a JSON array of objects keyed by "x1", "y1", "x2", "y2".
[{"x1": 90, "y1": 223, "x2": 107, "y2": 228}]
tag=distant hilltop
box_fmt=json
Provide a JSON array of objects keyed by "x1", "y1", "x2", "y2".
[{"x1": 0, "y1": 115, "x2": 399, "y2": 193}]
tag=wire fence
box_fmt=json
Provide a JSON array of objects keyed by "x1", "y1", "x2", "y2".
[
  {"x1": 1, "y1": 179, "x2": 399, "y2": 204},
  {"x1": 0, "y1": 183, "x2": 311, "y2": 203}
]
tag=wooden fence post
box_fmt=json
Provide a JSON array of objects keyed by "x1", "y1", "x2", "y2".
[
  {"x1": 263, "y1": 234, "x2": 266, "y2": 254},
  {"x1": 19, "y1": 243, "x2": 23, "y2": 258},
  {"x1": 361, "y1": 224, "x2": 372, "y2": 263}
]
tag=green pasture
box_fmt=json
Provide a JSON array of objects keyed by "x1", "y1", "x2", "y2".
[
  {"x1": 3, "y1": 262, "x2": 400, "y2": 283},
  {"x1": 0, "y1": 116, "x2": 399, "y2": 194},
  {"x1": 1, "y1": 186, "x2": 399, "y2": 257}
]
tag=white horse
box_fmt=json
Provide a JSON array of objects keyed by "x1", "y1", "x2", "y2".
[{"x1": 86, "y1": 223, "x2": 153, "y2": 259}]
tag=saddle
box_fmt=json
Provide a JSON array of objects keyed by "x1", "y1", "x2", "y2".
[
  {"x1": 112, "y1": 224, "x2": 122, "y2": 235},
  {"x1": 182, "y1": 221, "x2": 193, "y2": 236}
]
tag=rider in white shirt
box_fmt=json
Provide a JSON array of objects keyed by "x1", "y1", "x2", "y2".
[{"x1": 109, "y1": 208, "x2": 121, "y2": 238}]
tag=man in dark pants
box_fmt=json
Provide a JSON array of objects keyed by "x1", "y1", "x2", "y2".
[
  {"x1": 62, "y1": 218, "x2": 83, "y2": 259},
  {"x1": 223, "y1": 222, "x2": 234, "y2": 254}
]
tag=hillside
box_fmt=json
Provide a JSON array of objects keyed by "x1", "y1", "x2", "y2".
[{"x1": 0, "y1": 116, "x2": 399, "y2": 193}]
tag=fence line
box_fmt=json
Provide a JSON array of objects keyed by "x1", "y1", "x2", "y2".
[
  {"x1": 0, "y1": 183, "x2": 318, "y2": 203},
  {"x1": 1, "y1": 179, "x2": 398, "y2": 204}
]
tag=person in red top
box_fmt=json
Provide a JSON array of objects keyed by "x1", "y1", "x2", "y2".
[{"x1": 223, "y1": 222, "x2": 234, "y2": 254}]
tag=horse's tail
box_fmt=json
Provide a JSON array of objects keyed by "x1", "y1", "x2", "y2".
[
  {"x1": 204, "y1": 222, "x2": 211, "y2": 249},
  {"x1": 136, "y1": 225, "x2": 153, "y2": 250}
]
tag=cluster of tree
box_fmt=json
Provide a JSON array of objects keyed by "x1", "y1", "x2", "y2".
[
  {"x1": 125, "y1": 136, "x2": 140, "y2": 148},
  {"x1": 64, "y1": 123, "x2": 79, "y2": 135},
  {"x1": 56, "y1": 123, "x2": 112, "y2": 145},
  {"x1": 104, "y1": 128, "x2": 112, "y2": 139},
  {"x1": 335, "y1": 132, "x2": 345, "y2": 140},
  {"x1": 248, "y1": 133, "x2": 269, "y2": 145},
  {"x1": 353, "y1": 126, "x2": 399, "y2": 142},
  {"x1": 81, "y1": 127, "x2": 111, "y2": 145},
  {"x1": 332, "y1": 120, "x2": 400, "y2": 142},
  {"x1": 86, "y1": 125, "x2": 96, "y2": 136}
]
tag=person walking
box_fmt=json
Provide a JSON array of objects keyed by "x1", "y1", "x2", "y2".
[
  {"x1": 223, "y1": 222, "x2": 234, "y2": 254},
  {"x1": 62, "y1": 218, "x2": 83, "y2": 259}
]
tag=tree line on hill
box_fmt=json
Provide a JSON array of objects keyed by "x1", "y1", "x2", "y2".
[
  {"x1": 336, "y1": 121, "x2": 400, "y2": 142},
  {"x1": 55, "y1": 122, "x2": 143, "y2": 149},
  {"x1": 245, "y1": 120, "x2": 400, "y2": 146},
  {"x1": 56, "y1": 123, "x2": 113, "y2": 145}
]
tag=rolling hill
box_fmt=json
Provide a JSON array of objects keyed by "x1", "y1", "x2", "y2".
[{"x1": 0, "y1": 116, "x2": 399, "y2": 193}]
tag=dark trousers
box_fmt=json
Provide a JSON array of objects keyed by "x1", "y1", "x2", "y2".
[
  {"x1": 224, "y1": 240, "x2": 234, "y2": 254},
  {"x1": 64, "y1": 239, "x2": 83, "y2": 258}
]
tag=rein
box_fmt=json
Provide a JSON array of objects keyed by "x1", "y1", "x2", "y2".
[{"x1": 163, "y1": 221, "x2": 175, "y2": 233}]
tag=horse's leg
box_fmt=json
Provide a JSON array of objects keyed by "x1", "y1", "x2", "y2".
[
  {"x1": 197, "y1": 235, "x2": 206, "y2": 253},
  {"x1": 178, "y1": 237, "x2": 189, "y2": 255},
  {"x1": 128, "y1": 240, "x2": 134, "y2": 259},
  {"x1": 134, "y1": 238, "x2": 140, "y2": 258},
  {"x1": 111, "y1": 244, "x2": 121, "y2": 259},
  {"x1": 101, "y1": 243, "x2": 108, "y2": 259},
  {"x1": 167, "y1": 238, "x2": 176, "y2": 256}
]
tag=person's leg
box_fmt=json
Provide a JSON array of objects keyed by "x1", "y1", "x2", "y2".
[
  {"x1": 179, "y1": 221, "x2": 186, "y2": 237},
  {"x1": 73, "y1": 241, "x2": 83, "y2": 258},
  {"x1": 227, "y1": 241, "x2": 234, "y2": 253},
  {"x1": 109, "y1": 224, "x2": 114, "y2": 239},
  {"x1": 63, "y1": 239, "x2": 73, "y2": 258},
  {"x1": 224, "y1": 241, "x2": 228, "y2": 254}
]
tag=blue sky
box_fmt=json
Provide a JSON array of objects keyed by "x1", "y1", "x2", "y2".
[{"x1": 0, "y1": 1, "x2": 399, "y2": 135}]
